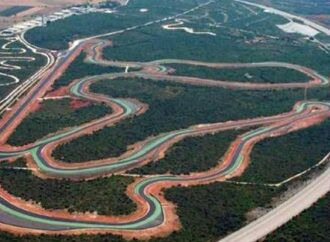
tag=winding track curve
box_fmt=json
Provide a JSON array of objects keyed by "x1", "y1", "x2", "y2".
[{"x1": 0, "y1": 1, "x2": 329, "y2": 240}]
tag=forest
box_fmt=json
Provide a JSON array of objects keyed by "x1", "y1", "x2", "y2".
[
  {"x1": 103, "y1": 18, "x2": 330, "y2": 77},
  {"x1": 51, "y1": 53, "x2": 123, "y2": 90},
  {"x1": 168, "y1": 64, "x2": 310, "y2": 83},
  {"x1": 236, "y1": 120, "x2": 330, "y2": 183},
  {"x1": 8, "y1": 99, "x2": 111, "y2": 146},
  {"x1": 130, "y1": 129, "x2": 246, "y2": 175},
  {"x1": 53, "y1": 77, "x2": 310, "y2": 163},
  {"x1": 0, "y1": 159, "x2": 136, "y2": 216},
  {"x1": 24, "y1": 0, "x2": 200, "y2": 50},
  {"x1": 0, "y1": 170, "x2": 279, "y2": 242}
]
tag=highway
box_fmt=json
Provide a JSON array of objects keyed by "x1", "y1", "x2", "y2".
[
  {"x1": 235, "y1": 0, "x2": 330, "y2": 36},
  {"x1": 220, "y1": 165, "x2": 330, "y2": 242}
]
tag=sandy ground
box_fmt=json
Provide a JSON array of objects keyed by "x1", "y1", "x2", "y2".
[
  {"x1": 0, "y1": 0, "x2": 109, "y2": 29},
  {"x1": 0, "y1": 1, "x2": 104, "y2": 7}
]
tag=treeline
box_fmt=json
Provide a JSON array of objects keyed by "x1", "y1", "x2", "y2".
[
  {"x1": 24, "y1": 0, "x2": 197, "y2": 50},
  {"x1": 52, "y1": 53, "x2": 123, "y2": 89},
  {"x1": 168, "y1": 64, "x2": 310, "y2": 83},
  {"x1": 130, "y1": 129, "x2": 245, "y2": 175},
  {"x1": 104, "y1": 19, "x2": 330, "y2": 76},
  {"x1": 0, "y1": 233, "x2": 126, "y2": 242},
  {"x1": 0, "y1": 159, "x2": 135, "y2": 216},
  {"x1": 8, "y1": 99, "x2": 111, "y2": 146},
  {"x1": 236, "y1": 120, "x2": 330, "y2": 183},
  {"x1": 0, "y1": 181, "x2": 278, "y2": 242},
  {"x1": 54, "y1": 77, "x2": 307, "y2": 163}
]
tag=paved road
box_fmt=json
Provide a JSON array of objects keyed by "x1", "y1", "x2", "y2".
[
  {"x1": 0, "y1": 0, "x2": 329, "y2": 238},
  {"x1": 220, "y1": 165, "x2": 330, "y2": 242}
]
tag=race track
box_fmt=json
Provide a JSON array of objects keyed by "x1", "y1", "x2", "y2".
[{"x1": 0, "y1": 0, "x2": 329, "y2": 240}]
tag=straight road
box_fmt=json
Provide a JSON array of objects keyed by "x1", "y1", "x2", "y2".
[{"x1": 220, "y1": 165, "x2": 330, "y2": 242}]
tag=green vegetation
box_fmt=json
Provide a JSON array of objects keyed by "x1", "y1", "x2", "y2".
[
  {"x1": 265, "y1": 193, "x2": 330, "y2": 242},
  {"x1": 236, "y1": 120, "x2": 330, "y2": 183},
  {"x1": 168, "y1": 64, "x2": 310, "y2": 83},
  {"x1": 130, "y1": 129, "x2": 245, "y2": 175},
  {"x1": 8, "y1": 99, "x2": 111, "y2": 146},
  {"x1": 106, "y1": 23, "x2": 329, "y2": 75},
  {"x1": 0, "y1": 181, "x2": 277, "y2": 242},
  {"x1": 254, "y1": 0, "x2": 330, "y2": 15},
  {"x1": 154, "y1": 183, "x2": 277, "y2": 242},
  {"x1": 0, "y1": 233, "x2": 125, "y2": 242},
  {"x1": 0, "y1": 41, "x2": 46, "y2": 100},
  {"x1": 52, "y1": 52, "x2": 123, "y2": 89},
  {"x1": 25, "y1": 0, "x2": 202, "y2": 50},
  {"x1": 53, "y1": 77, "x2": 312, "y2": 163},
  {"x1": 0, "y1": 159, "x2": 135, "y2": 216},
  {"x1": 103, "y1": 0, "x2": 330, "y2": 76},
  {"x1": 0, "y1": 6, "x2": 31, "y2": 17}
]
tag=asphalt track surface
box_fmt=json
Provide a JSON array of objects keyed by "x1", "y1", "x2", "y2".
[{"x1": 0, "y1": 0, "x2": 329, "y2": 240}]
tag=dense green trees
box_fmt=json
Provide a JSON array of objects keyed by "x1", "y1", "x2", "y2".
[
  {"x1": 52, "y1": 53, "x2": 123, "y2": 89},
  {"x1": 0, "y1": 159, "x2": 135, "y2": 216},
  {"x1": 104, "y1": 21, "x2": 330, "y2": 76},
  {"x1": 237, "y1": 120, "x2": 330, "y2": 183},
  {"x1": 168, "y1": 64, "x2": 310, "y2": 83},
  {"x1": 8, "y1": 99, "x2": 111, "y2": 146},
  {"x1": 0, "y1": 180, "x2": 278, "y2": 242},
  {"x1": 131, "y1": 129, "x2": 245, "y2": 175},
  {"x1": 53, "y1": 77, "x2": 309, "y2": 163},
  {"x1": 24, "y1": 0, "x2": 200, "y2": 50},
  {"x1": 0, "y1": 233, "x2": 126, "y2": 242}
]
